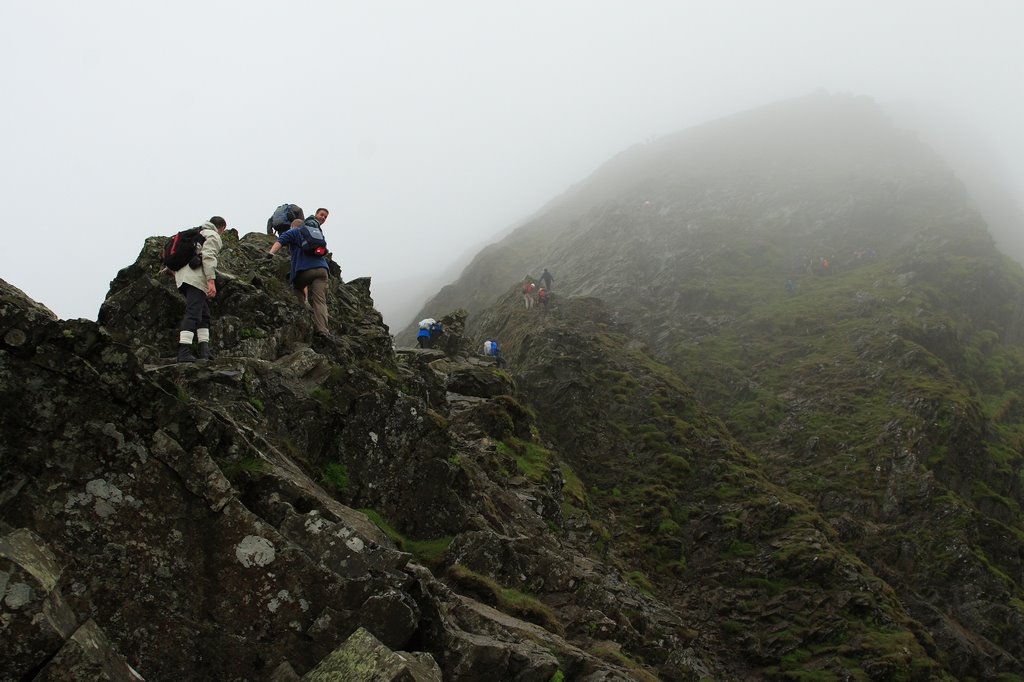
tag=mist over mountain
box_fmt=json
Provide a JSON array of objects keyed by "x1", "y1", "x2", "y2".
[
  {"x1": 406, "y1": 92, "x2": 1024, "y2": 677},
  {"x1": 4, "y1": 92, "x2": 1024, "y2": 680}
]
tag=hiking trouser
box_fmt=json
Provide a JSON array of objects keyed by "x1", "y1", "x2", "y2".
[
  {"x1": 179, "y1": 283, "x2": 211, "y2": 333},
  {"x1": 293, "y1": 268, "x2": 329, "y2": 335}
]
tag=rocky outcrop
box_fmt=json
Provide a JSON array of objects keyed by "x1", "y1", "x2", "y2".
[{"x1": 1, "y1": 236, "x2": 692, "y2": 680}]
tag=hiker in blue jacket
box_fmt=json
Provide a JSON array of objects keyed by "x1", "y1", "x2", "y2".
[
  {"x1": 267, "y1": 208, "x2": 331, "y2": 338},
  {"x1": 417, "y1": 326, "x2": 431, "y2": 348}
]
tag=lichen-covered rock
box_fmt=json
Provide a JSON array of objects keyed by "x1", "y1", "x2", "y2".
[{"x1": 301, "y1": 627, "x2": 441, "y2": 682}]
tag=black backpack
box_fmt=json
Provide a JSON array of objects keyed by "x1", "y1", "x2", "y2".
[{"x1": 161, "y1": 227, "x2": 206, "y2": 271}]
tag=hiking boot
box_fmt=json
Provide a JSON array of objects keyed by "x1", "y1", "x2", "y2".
[
  {"x1": 177, "y1": 344, "x2": 197, "y2": 363},
  {"x1": 197, "y1": 342, "x2": 215, "y2": 360}
]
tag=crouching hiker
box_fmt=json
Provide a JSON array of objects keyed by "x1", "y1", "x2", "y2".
[
  {"x1": 160, "y1": 216, "x2": 227, "y2": 363},
  {"x1": 268, "y1": 208, "x2": 331, "y2": 338}
]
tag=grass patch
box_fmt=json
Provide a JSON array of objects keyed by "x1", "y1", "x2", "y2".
[
  {"x1": 588, "y1": 642, "x2": 658, "y2": 681},
  {"x1": 221, "y1": 456, "x2": 269, "y2": 478},
  {"x1": 321, "y1": 462, "x2": 349, "y2": 493},
  {"x1": 448, "y1": 564, "x2": 563, "y2": 634},
  {"x1": 359, "y1": 508, "x2": 452, "y2": 569},
  {"x1": 497, "y1": 437, "x2": 555, "y2": 482}
]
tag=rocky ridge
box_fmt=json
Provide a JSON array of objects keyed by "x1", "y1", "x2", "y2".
[{"x1": 2, "y1": 232, "x2": 711, "y2": 681}]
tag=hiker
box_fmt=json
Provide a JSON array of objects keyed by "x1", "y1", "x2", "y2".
[
  {"x1": 161, "y1": 216, "x2": 228, "y2": 363},
  {"x1": 267, "y1": 207, "x2": 331, "y2": 338},
  {"x1": 538, "y1": 287, "x2": 549, "y2": 311},
  {"x1": 417, "y1": 318, "x2": 435, "y2": 348},
  {"x1": 784, "y1": 278, "x2": 795, "y2": 294},
  {"x1": 523, "y1": 277, "x2": 536, "y2": 309},
  {"x1": 267, "y1": 203, "x2": 304, "y2": 236},
  {"x1": 429, "y1": 320, "x2": 444, "y2": 347},
  {"x1": 541, "y1": 268, "x2": 553, "y2": 291},
  {"x1": 483, "y1": 339, "x2": 506, "y2": 368}
]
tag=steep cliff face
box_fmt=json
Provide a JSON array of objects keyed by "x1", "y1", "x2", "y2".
[{"x1": 413, "y1": 93, "x2": 1024, "y2": 678}]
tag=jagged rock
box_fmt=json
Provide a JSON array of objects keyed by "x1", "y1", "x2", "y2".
[
  {"x1": 301, "y1": 627, "x2": 441, "y2": 682},
  {"x1": 33, "y1": 619, "x2": 145, "y2": 682}
]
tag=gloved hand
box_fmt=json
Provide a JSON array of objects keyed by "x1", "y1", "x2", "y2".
[{"x1": 265, "y1": 253, "x2": 274, "y2": 260}]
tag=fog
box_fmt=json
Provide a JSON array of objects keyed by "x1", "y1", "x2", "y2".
[{"x1": 2, "y1": 1, "x2": 1022, "y2": 328}]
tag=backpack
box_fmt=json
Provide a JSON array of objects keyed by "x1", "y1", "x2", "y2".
[
  {"x1": 483, "y1": 340, "x2": 498, "y2": 356},
  {"x1": 299, "y1": 221, "x2": 328, "y2": 257},
  {"x1": 268, "y1": 203, "x2": 302, "y2": 234},
  {"x1": 161, "y1": 227, "x2": 206, "y2": 271}
]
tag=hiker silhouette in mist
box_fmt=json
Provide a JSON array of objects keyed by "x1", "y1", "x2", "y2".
[
  {"x1": 541, "y1": 268, "x2": 553, "y2": 291},
  {"x1": 417, "y1": 318, "x2": 435, "y2": 348},
  {"x1": 523, "y1": 277, "x2": 536, "y2": 309},
  {"x1": 483, "y1": 339, "x2": 506, "y2": 368}
]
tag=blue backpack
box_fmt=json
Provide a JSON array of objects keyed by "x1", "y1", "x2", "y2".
[
  {"x1": 268, "y1": 204, "x2": 303, "y2": 234},
  {"x1": 299, "y1": 220, "x2": 328, "y2": 257}
]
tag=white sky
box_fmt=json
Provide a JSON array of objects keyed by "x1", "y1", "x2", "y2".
[{"x1": 2, "y1": 1, "x2": 1022, "y2": 326}]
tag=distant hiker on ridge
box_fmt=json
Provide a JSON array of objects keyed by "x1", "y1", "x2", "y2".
[
  {"x1": 429, "y1": 319, "x2": 444, "y2": 347},
  {"x1": 268, "y1": 207, "x2": 332, "y2": 339},
  {"x1": 483, "y1": 339, "x2": 506, "y2": 368},
  {"x1": 160, "y1": 216, "x2": 228, "y2": 363},
  {"x1": 523, "y1": 277, "x2": 536, "y2": 309},
  {"x1": 417, "y1": 318, "x2": 435, "y2": 348},
  {"x1": 541, "y1": 268, "x2": 553, "y2": 291}
]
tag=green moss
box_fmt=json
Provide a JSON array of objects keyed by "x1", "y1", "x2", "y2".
[
  {"x1": 587, "y1": 642, "x2": 657, "y2": 681},
  {"x1": 497, "y1": 437, "x2": 555, "y2": 482},
  {"x1": 448, "y1": 564, "x2": 562, "y2": 634},
  {"x1": 359, "y1": 508, "x2": 453, "y2": 569},
  {"x1": 560, "y1": 462, "x2": 587, "y2": 506},
  {"x1": 723, "y1": 540, "x2": 756, "y2": 558},
  {"x1": 625, "y1": 570, "x2": 653, "y2": 593},
  {"x1": 657, "y1": 518, "x2": 681, "y2": 536},
  {"x1": 360, "y1": 358, "x2": 398, "y2": 382},
  {"x1": 321, "y1": 462, "x2": 349, "y2": 493},
  {"x1": 221, "y1": 457, "x2": 269, "y2": 477}
]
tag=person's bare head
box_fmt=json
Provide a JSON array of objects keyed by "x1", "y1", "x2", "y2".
[
  {"x1": 210, "y1": 216, "x2": 227, "y2": 233},
  {"x1": 290, "y1": 218, "x2": 303, "y2": 228},
  {"x1": 314, "y1": 208, "x2": 329, "y2": 224}
]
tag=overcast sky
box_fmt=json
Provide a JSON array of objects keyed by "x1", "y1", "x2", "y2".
[{"x1": 2, "y1": 1, "x2": 1022, "y2": 327}]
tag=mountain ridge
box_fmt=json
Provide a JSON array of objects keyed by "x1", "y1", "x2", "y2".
[{"x1": 3, "y1": 92, "x2": 1024, "y2": 680}]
